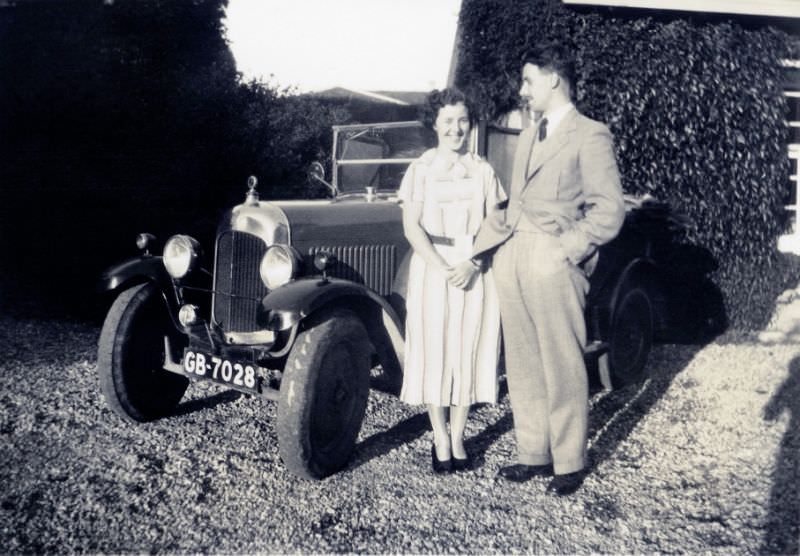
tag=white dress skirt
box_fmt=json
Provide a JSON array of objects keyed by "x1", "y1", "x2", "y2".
[{"x1": 398, "y1": 149, "x2": 506, "y2": 407}]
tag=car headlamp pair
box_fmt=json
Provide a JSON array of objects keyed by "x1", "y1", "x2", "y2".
[{"x1": 162, "y1": 234, "x2": 297, "y2": 289}]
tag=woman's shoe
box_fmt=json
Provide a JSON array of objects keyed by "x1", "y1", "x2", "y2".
[
  {"x1": 452, "y1": 454, "x2": 471, "y2": 472},
  {"x1": 431, "y1": 445, "x2": 453, "y2": 474}
]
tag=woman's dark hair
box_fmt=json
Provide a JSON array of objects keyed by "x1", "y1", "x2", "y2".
[
  {"x1": 419, "y1": 88, "x2": 476, "y2": 130},
  {"x1": 520, "y1": 42, "x2": 576, "y2": 96}
]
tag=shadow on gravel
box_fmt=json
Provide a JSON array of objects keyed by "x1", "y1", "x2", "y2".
[
  {"x1": 464, "y1": 412, "x2": 513, "y2": 470},
  {"x1": 356, "y1": 349, "x2": 721, "y2": 476},
  {"x1": 173, "y1": 389, "x2": 242, "y2": 417},
  {"x1": 352, "y1": 379, "x2": 514, "y2": 471},
  {"x1": 585, "y1": 344, "x2": 706, "y2": 472},
  {"x1": 461, "y1": 379, "x2": 513, "y2": 469},
  {"x1": 761, "y1": 356, "x2": 800, "y2": 555},
  {"x1": 350, "y1": 413, "x2": 430, "y2": 469}
]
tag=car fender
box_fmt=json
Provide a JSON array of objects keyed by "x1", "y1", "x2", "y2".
[
  {"x1": 607, "y1": 257, "x2": 663, "y2": 326},
  {"x1": 98, "y1": 256, "x2": 182, "y2": 327},
  {"x1": 259, "y1": 277, "x2": 405, "y2": 372},
  {"x1": 98, "y1": 256, "x2": 173, "y2": 292}
]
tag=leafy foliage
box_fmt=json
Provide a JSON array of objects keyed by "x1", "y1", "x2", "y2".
[
  {"x1": 0, "y1": 0, "x2": 350, "y2": 317},
  {"x1": 456, "y1": 0, "x2": 797, "y2": 329}
]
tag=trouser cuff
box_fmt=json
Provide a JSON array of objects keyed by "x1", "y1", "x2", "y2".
[
  {"x1": 518, "y1": 453, "x2": 552, "y2": 466},
  {"x1": 553, "y1": 457, "x2": 585, "y2": 475}
]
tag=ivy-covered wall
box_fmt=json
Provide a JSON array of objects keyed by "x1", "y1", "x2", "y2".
[{"x1": 455, "y1": 0, "x2": 799, "y2": 329}]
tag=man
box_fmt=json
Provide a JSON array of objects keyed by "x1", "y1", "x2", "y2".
[{"x1": 472, "y1": 43, "x2": 625, "y2": 495}]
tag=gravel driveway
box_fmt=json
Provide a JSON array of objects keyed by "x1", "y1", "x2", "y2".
[{"x1": 0, "y1": 313, "x2": 797, "y2": 554}]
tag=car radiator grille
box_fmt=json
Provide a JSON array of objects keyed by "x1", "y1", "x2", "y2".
[
  {"x1": 308, "y1": 245, "x2": 396, "y2": 296},
  {"x1": 213, "y1": 231, "x2": 268, "y2": 332}
]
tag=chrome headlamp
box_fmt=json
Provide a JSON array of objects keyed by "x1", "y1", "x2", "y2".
[
  {"x1": 260, "y1": 245, "x2": 298, "y2": 289},
  {"x1": 163, "y1": 235, "x2": 201, "y2": 279}
]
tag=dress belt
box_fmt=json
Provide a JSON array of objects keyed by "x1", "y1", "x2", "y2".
[
  {"x1": 428, "y1": 234, "x2": 455, "y2": 246},
  {"x1": 513, "y1": 227, "x2": 549, "y2": 236}
]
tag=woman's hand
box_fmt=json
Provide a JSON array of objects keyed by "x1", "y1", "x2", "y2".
[{"x1": 446, "y1": 260, "x2": 479, "y2": 290}]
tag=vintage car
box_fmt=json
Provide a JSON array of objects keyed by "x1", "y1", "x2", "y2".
[{"x1": 97, "y1": 119, "x2": 686, "y2": 480}]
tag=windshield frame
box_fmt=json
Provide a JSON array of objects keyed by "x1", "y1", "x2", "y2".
[
  {"x1": 331, "y1": 121, "x2": 429, "y2": 197},
  {"x1": 330, "y1": 120, "x2": 484, "y2": 198}
]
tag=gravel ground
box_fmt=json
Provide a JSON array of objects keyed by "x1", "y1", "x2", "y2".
[{"x1": 0, "y1": 313, "x2": 798, "y2": 554}]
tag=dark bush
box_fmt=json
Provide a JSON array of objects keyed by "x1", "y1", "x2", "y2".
[
  {"x1": 455, "y1": 0, "x2": 799, "y2": 329},
  {"x1": 0, "y1": 0, "x2": 350, "y2": 318}
]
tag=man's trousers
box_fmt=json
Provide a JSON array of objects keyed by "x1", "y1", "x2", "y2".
[{"x1": 493, "y1": 230, "x2": 590, "y2": 475}]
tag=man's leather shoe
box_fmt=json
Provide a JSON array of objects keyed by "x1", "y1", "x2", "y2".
[
  {"x1": 546, "y1": 471, "x2": 584, "y2": 496},
  {"x1": 496, "y1": 463, "x2": 553, "y2": 482},
  {"x1": 431, "y1": 445, "x2": 453, "y2": 474}
]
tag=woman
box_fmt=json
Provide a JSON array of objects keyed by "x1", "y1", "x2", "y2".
[{"x1": 398, "y1": 88, "x2": 506, "y2": 473}]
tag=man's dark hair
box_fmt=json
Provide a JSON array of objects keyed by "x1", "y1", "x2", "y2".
[
  {"x1": 420, "y1": 88, "x2": 476, "y2": 130},
  {"x1": 520, "y1": 42, "x2": 577, "y2": 96}
]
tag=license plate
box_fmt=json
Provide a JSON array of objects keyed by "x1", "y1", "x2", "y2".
[{"x1": 182, "y1": 349, "x2": 260, "y2": 393}]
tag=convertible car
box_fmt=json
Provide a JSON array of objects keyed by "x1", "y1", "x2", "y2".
[{"x1": 97, "y1": 119, "x2": 700, "y2": 479}]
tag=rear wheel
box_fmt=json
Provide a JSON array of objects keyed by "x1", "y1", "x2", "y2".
[
  {"x1": 608, "y1": 284, "x2": 653, "y2": 387},
  {"x1": 98, "y1": 283, "x2": 189, "y2": 422},
  {"x1": 277, "y1": 309, "x2": 371, "y2": 480}
]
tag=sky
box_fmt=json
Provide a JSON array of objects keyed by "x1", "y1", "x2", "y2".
[{"x1": 223, "y1": 0, "x2": 462, "y2": 93}]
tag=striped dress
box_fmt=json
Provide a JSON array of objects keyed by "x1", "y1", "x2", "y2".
[{"x1": 398, "y1": 149, "x2": 506, "y2": 407}]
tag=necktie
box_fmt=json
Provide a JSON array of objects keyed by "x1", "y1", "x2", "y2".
[{"x1": 538, "y1": 117, "x2": 548, "y2": 142}]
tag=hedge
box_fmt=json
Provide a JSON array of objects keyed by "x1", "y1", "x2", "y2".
[
  {"x1": 455, "y1": 0, "x2": 799, "y2": 329},
  {"x1": 0, "y1": 0, "x2": 352, "y2": 318}
]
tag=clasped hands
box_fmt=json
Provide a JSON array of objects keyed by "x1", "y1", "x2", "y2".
[{"x1": 443, "y1": 259, "x2": 480, "y2": 290}]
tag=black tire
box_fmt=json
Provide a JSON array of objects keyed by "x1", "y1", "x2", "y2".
[
  {"x1": 277, "y1": 309, "x2": 371, "y2": 480},
  {"x1": 98, "y1": 282, "x2": 189, "y2": 422},
  {"x1": 609, "y1": 285, "x2": 653, "y2": 387}
]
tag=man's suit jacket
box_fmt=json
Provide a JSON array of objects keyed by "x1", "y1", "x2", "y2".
[{"x1": 473, "y1": 109, "x2": 625, "y2": 269}]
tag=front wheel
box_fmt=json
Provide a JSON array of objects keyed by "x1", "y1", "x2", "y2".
[
  {"x1": 608, "y1": 284, "x2": 653, "y2": 387},
  {"x1": 277, "y1": 309, "x2": 372, "y2": 480},
  {"x1": 98, "y1": 282, "x2": 189, "y2": 422}
]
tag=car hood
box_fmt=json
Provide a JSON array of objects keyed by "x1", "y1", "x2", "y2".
[{"x1": 219, "y1": 198, "x2": 406, "y2": 251}]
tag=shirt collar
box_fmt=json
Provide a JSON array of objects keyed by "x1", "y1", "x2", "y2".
[
  {"x1": 420, "y1": 148, "x2": 477, "y2": 179},
  {"x1": 542, "y1": 102, "x2": 575, "y2": 136}
]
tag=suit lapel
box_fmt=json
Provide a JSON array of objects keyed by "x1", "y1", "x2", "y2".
[
  {"x1": 524, "y1": 110, "x2": 578, "y2": 187},
  {"x1": 511, "y1": 125, "x2": 537, "y2": 199}
]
